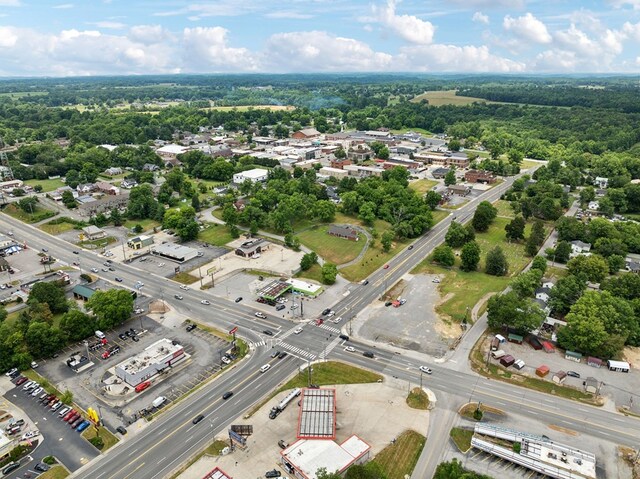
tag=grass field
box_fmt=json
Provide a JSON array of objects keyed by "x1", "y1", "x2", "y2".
[
  {"x1": 432, "y1": 210, "x2": 449, "y2": 225},
  {"x1": 2, "y1": 203, "x2": 57, "y2": 223},
  {"x1": 0, "y1": 91, "x2": 48, "y2": 99},
  {"x1": 123, "y1": 218, "x2": 161, "y2": 232},
  {"x1": 199, "y1": 224, "x2": 235, "y2": 247},
  {"x1": 297, "y1": 225, "x2": 365, "y2": 265},
  {"x1": 280, "y1": 361, "x2": 382, "y2": 391},
  {"x1": 81, "y1": 425, "x2": 119, "y2": 451},
  {"x1": 78, "y1": 236, "x2": 116, "y2": 249},
  {"x1": 411, "y1": 90, "x2": 500, "y2": 107},
  {"x1": 25, "y1": 178, "x2": 65, "y2": 192},
  {"x1": 340, "y1": 235, "x2": 411, "y2": 282},
  {"x1": 296, "y1": 263, "x2": 324, "y2": 283},
  {"x1": 40, "y1": 219, "x2": 78, "y2": 235},
  {"x1": 38, "y1": 466, "x2": 69, "y2": 479},
  {"x1": 493, "y1": 199, "x2": 516, "y2": 218},
  {"x1": 406, "y1": 388, "x2": 429, "y2": 410},
  {"x1": 521, "y1": 159, "x2": 543, "y2": 170},
  {"x1": 174, "y1": 272, "x2": 200, "y2": 285},
  {"x1": 409, "y1": 179, "x2": 438, "y2": 195},
  {"x1": 450, "y1": 427, "x2": 473, "y2": 452},
  {"x1": 374, "y1": 430, "x2": 426, "y2": 479}
]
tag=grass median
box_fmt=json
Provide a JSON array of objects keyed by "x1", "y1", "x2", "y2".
[{"x1": 373, "y1": 430, "x2": 426, "y2": 479}]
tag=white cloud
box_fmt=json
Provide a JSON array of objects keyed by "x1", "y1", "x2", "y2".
[
  {"x1": 129, "y1": 25, "x2": 171, "y2": 45},
  {"x1": 450, "y1": 0, "x2": 524, "y2": 7},
  {"x1": 398, "y1": 43, "x2": 525, "y2": 72},
  {"x1": 265, "y1": 11, "x2": 313, "y2": 19},
  {"x1": 371, "y1": 0, "x2": 435, "y2": 45},
  {"x1": 87, "y1": 21, "x2": 127, "y2": 29},
  {"x1": 0, "y1": 26, "x2": 18, "y2": 47},
  {"x1": 472, "y1": 12, "x2": 489, "y2": 25},
  {"x1": 554, "y1": 24, "x2": 602, "y2": 57},
  {"x1": 264, "y1": 31, "x2": 393, "y2": 72},
  {"x1": 609, "y1": 0, "x2": 640, "y2": 9},
  {"x1": 53, "y1": 4, "x2": 73, "y2": 9},
  {"x1": 533, "y1": 49, "x2": 578, "y2": 71},
  {"x1": 0, "y1": 0, "x2": 21, "y2": 5},
  {"x1": 182, "y1": 26, "x2": 259, "y2": 72},
  {"x1": 503, "y1": 12, "x2": 552, "y2": 44}
]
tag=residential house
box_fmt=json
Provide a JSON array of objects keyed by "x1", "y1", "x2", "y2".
[
  {"x1": 120, "y1": 178, "x2": 138, "y2": 189},
  {"x1": 291, "y1": 128, "x2": 320, "y2": 140},
  {"x1": 95, "y1": 181, "x2": 120, "y2": 195},
  {"x1": 142, "y1": 163, "x2": 160, "y2": 172},
  {"x1": 77, "y1": 193, "x2": 129, "y2": 217},
  {"x1": 328, "y1": 225, "x2": 359, "y2": 241},
  {"x1": 465, "y1": 170, "x2": 497, "y2": 184},
  {"x1": 50, "y1": 186, "x2": 77, "y2": 201},
  {"x1": 625, "y1": 260, "x2": 640, "y2": 273},
  {"x1": 99, "y1": 145, "x2": 118, "y2": 153},
  {"x1": 104, "y1": 167, "x2": 123, "y2": 176},
  {"x1": 209, "y1": 144, "x2": 233, "y2": 158},
  {"x1": 587, "y1": 201, "x2": 600, "y2": 211},
  {"x1": 535, "y1": 287, "x2": 551, "y2": 303},
  {"x1": 76, "y1": 183, "x2": 96, "y2": 194},
  {"x1": 594, "y1": 176, "x2": 609, "y2": 189},
  {"x1": 570, "y1": 240, "x2": 592, "y2": 256}
]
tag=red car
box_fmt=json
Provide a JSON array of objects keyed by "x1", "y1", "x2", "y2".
[
  {"x1": 63, "y1": 410, "x2": 76, "y2": 421},
  {"x1": 383, "y1": 264, "x2": 389, "y2": 269},
  {"x1": 315, "y1": 319, "x2": 324, "y2": 325}
]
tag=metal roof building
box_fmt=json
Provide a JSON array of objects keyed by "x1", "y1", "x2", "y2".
[
  {"x1": 151, "y1": 242, "x2": 198, "y2": 263},
  {"x1": 297, "y1": 388, "x2": 336, "y2": 439}
]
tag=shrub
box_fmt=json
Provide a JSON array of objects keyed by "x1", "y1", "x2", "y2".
[{"x1": 89, "y1": 436, "x2": 104, "y2": 450}]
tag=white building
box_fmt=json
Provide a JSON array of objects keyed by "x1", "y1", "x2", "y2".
[
  {"x1": 570, "y1": 240, "x2": 592, "y2": 257},
  {"x1": 151, "y1": 242, "x2": 198, "y2": 263},
  {"x1": 232, "y1": 168, "x2": 269, "y2": 184},
  {"x1": 319, "y1": 167, "x2": 348, "y2": 179},
  {"x1": 156, "y1": 144, "x2": 189, "y2": 157},
  {"x1": 115, "y1": 339, "x2": 185, "y2": 386}
]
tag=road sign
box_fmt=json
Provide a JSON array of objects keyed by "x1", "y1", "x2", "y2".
[{"x1": 229, "y1": 326, "x2": 238, "y2": 335}]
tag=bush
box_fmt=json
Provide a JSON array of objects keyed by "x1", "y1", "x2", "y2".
[
  {"x1": 89, "y1": 436, "x2": 104, "y2": 450},
  {"x1": 80, "y1": 273, "x2": 93, "y2": 282},
  {"x1": 43, "y1": 456, "x2": 57, "y2": 465},
  {"x1": 473, "y1": 409, "x2": 483, "y2": 421}
]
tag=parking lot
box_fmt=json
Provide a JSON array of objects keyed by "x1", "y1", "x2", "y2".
[
  {"x1": 36, "y1": 312, "x2": 234, "y2": 430},
  {"x1": 0, "y1": 247, "x2": 53, "y2": 303},
  {"x1": 3, "y1": 377, "x2": 99, "y2": 473},
  {"x1": 354, "y1": 274, "x2": 456, "y2": 357}
]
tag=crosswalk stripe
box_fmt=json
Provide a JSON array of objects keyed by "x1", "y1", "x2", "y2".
[{"x1": 318, "y1": 324, "x2": 341, "y2": 334}]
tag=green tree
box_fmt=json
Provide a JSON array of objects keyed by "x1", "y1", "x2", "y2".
[
  {"x1": 444, "y1": 169, "x2": 456, "y2": 187},
  {"x1": 127, "y1": 184, "x2": 159, "y2": 219},
  {"x1": 17, "y1": 196, "x2": 38, "y2": 213},
  {"x1": 133, "y1": 224, "x2": 143, "y2": 234},
  {"x1": 445, "y1": 222, "x2": 474, "y2": 248},
  {"x1": 460, "y1": 241, "x2": 481, "y2": 272},
  {"x1": 27, "y1": 282, "x2": 68, "y2": 314},
  {"x1": 530, "y1": 255, "x2": 548, "y2": 275},
  {"x1": 505, "y1": 216, "x2": 526, "y2": 241},
  {"x1": 434, "y1": 459, "x2": 492, "y2": 479},
  {"x1": 424, "y1": 190, "x2": 441, "y2": 210},
  {"x1": 511, "y1": 268, "x2": 543, "y2": 298},
  {"x1": 567, "y1": 255, "x2": 609, "y2": 283},
  {"x1": 548, "y1": 275, "x2": 587, "y2": 316},
  {"x1": 529, "y1": 220, "x2": 546, "y2": 246},
  {"x1": 485, "y1": 246, "x2": 508, "y2": 276},
  {"x1": 59, "y1": 310, "x2": 95, "y2": 341},
  {"x1": 87, "y1": 289, "x2": 134, "y2": 330},
  {"x1": 300, "y1": 252, "x2": 318, "y2": 271},
  {"x1": 607, "y1": 254, "x2": 625, "y2": 274},
  {"x1": 25, "y1": 322, "x2": 67, "y2": 359},
  {"x1": 472, "y1": 201, "x2": 498, "y2": 232},
  {"x1": 487, "y1": 291, "x2": 545, "y2": 334},
  {"x1": 321, "y1": 263, "x2": 338, "y2": 285},
  {"x1": 109, "y1": 207, "x2": 123, "y2": 226},
  {"x1": 312, "y1": 201, "x2": 336, "y2": 223},
  {"x1": 61, "y1": 190, "x2": 77, "y2": 209},
  {"x1": 432, "y1": 245, "x2": 455, "y2": 267},
  {"x1": 191, "y1": 194, "x2": 201, "y2": 212},
  {"x1": 380, "y1": 230, "x2": 394, "y2": 252}
]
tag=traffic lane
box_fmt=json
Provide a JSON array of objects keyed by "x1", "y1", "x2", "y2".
[
  {"x1": 5, "y1": 386, "x2": 99, "y2": 472},
  {"x1": 77, "y1": 353, "x2": 298, "y2": 479}
]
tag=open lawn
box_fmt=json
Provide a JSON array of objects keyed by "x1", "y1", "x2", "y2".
[
  {"x1": 340, "y1": 235, "x2": 411, "y2": 282},
  {"x1": 409, "y1": 179, "x2": 438, "y2": 196},
  {"x1": 199, "y1": 224, "x2": 234, "y2": 247},
  {"x1": 521, "y1": 159, "x2": 543, "y2": 170},
  {"x1": 411, "y1": 90, "x2": 500, "y2": 107},
  {"x1": 406, "y1": 388, "x2": 429, "y2": 410},
  {"x1": 78, "y1": 236, "x2": 116, "y2": 249},
  {"x1": 38, "y1": 466, "x2": 69, "y2": 479},
  {"x1": 431, "y1": 210, "x2": 449, "y2": 225},
  {"x1": 2, "y1": 203, "x2": 56, "y2": 223},
  {"x1": 25, "y1": 178, "x2": 65, "y2": 192},
  {"x1": 390, "y1": 127, "x2": 433, "y2": 136},
  {"x1": 412, "y1": 216, "x2": 549, "y2": 322},
  {"x1": 374, "y1": 430, "x2": 426, "y2": 479},
  {"x1": 493, "y1": 199, "x2": 516, "y2": 218},
  {"x1": 297, "y1": 225, "x2": 365, "y2": 265},
  {"x1": 174, "y1": 272, "x2": 200, "y2": 285},
  {"x1": 40, "y1": 219, "x2": 78, "y2": 235},
  {"x1": 81, "y1": 425, "x2": 118, "y2": 451},
  {"x1": 0, "y1": 91, "x2": 48, "y2": 99},
  {"x1": 123, "y1": 218, "x2": 161, "y2": 232},
  {"x1": 296, "y1": 263, "x2": 324, "y2": 283},
  {"x1": 280, "y1": 361, "x2": 382, "y2": 391},
  {"x1": 450, "y1": 427, "x2": 473, "y2": 452}
]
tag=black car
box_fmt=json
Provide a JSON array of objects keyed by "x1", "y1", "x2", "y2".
[
  {"x1": 34, "y1": 462, "x2": 50, "y2": 472},
  {"x1": 275, "y1": 304, "x2": 285, "y2": 311},
  {"x1": 271, "y1": 350, "x2": 280, "y2": 358},
  {"x1": 115, "y1": 277, "x2": 123, "y2": 282},
  {"x1": 567, "y1": 371, "x2": 581, "y2": 378},
  {"x1": 116, "y1": 426, "x2": 127, "y2": 435},
  {"x1": 109, "y1": 267, "x2": 116, "y2": 271},
  {"x1": 118, "y1": 333, "x2": 128, "y2": 341},
  {"x1": 186, "y1": 324, "x2": 197, "y2": 332},
  {"x1": 222, "y1": 391, "x2": 234, "y2": 400},
  {"x1": 2, "y1": 462, "x2": 20, "y2": 475},
  {"x1": 362, "y1": 280, "x2": 369, "y2": 285},
  {"x1": 263, "y1": 330, "x2": 274, "y2": 336},
  {"x1": 131, "y1": 335, "x2": 140, "y2": 342},
  {"x1": 408, "y1": 245, "x2": 414, "y2": 250},
  {"x1": 265, "y1": 469, "x2": 282, "y2": 478},
  {"x1": 235, "y1": 297, "x2": 243, "y2": 303},
  {"x1": 192, "y1": 414, "x2": 205, "y2": 424},
  {"x1": 73, "y1": 250, "x2": 79, "y2": 254},
  {"x1": 321, "y1": 308, "x2": 331, "y2": 316},
  {"x1": 277, "y1": 351, "x2": 288, "y2": 359}
]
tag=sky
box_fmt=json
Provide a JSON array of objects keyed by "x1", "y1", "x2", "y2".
[{"x1": 3, "y1": 0, "x2": 640, "y2": 76}]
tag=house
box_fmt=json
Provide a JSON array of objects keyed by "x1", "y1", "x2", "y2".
[
  {"x1": 81, "y1": 225, "x2": 107, "y2": 240},
  {"x1": 584, "y1": 377, "x2": 598, "y2": 394},
  {"x1": 535, "y1": 287, "x2": 551, "y2": 303},
  {"x1": 587, "y1": 201, "x2": 600, "y2": 211},
  {"x1": 142, "y1": 163, "x2": 160, "y2": 172},
  {"x1": 232, "y1": 168, "x2": 269, "y2": 184},
  {"x1": 78, "y1": 193, "x2": 129, "y2": 217},
  {"x1": 291, "y1": 128, "x2": 320, "y2": 140},
  {"x1": 570, "y1": 240, "x2": 592, "y2": 256},
  {"x1": 328, "y1": 225, "x2": 359, "y2": 241},
  {"x1": 594, "y1": 176, "x2": 608, "y2": 189},
  {"x1": 625, "y1": 260, "x2": 640, "y2": 273},
  {"x1": 76, "y1": 183, "x2": 96, "y2": 194},
  {"x1": 99, "y1": 145, "x2": 118, "y2": 153},
  {"x1": 208, "y1": 144, "x2": 233, "y2": 158},
  {"x1": 533, "y1": 298, "x2": 551, "y2": 315},
  {"x1": 447, "y1": 185, "x2": 471, "y2": 196},
  {"x1": 95, "y1": 181, "x2": 120, "y2": 195},
  {"x1": 431, "y1": 167, "x2": 452, "y2": 179},
  {"x1": 465, "y1": 169, "x2": 497, "y2": 184},
  {"x1": 120, "y1": 178, "x2": 138, "y2": 189},
  {"x1": 104, "y1": 167, "x2": 123, "y2": 176},
  {"x1": 233, "y1": 199, "x2": 247, "y2": 211}
]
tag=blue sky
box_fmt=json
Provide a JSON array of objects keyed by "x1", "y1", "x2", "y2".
[{"x1": 2, "y1": 0, "x2": 640, "y2": 76}]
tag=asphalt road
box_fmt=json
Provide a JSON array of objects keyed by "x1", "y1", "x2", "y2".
[{"x1": 5, "y1": 173, "x2": 640, "y2": 479}]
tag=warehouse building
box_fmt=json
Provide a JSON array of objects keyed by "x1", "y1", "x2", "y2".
[
  {"x1": 115, "y1": 339, "x2": 185, "y2": 386},
  {"x1": 151, "y1": 242, "x2": 198, "y2": 263},
  {"x1": 127, "y1": 235, "x2": 154, "y2": 250}
]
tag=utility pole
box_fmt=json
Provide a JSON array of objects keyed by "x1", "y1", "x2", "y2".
[
  {"x1": 199, "y1": 266, "x2": 203, "y2": 287},
  {"x1": 307, "y1": 351, "x2": 312, "y2": 386}
]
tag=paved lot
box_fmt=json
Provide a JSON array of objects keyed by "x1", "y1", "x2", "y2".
[
  {"x1": 179, "y1": 381, "x2": 430, "y2": 479},
  {"x1": 3, "y1": 379, "x2": 99, "y2": 472},
  {"x1": 0, "y1": 247, "x2": 49, "y2": 302},
  {"x1": 486, "y1": 336, "x2": 640, "y2": 413},
  {"x1": 355, "y1": 274, "x2": 453, "y2": 357}
]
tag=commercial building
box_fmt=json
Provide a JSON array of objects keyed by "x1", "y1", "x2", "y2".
[
  {"x1": 232, "y1": 168, "x2": 269, "y2": 184},
  {"x1": 465, "y1": 169, "x2": 497, "y2": 184},
  {"x1": 0, "y1": 429, "x2": 12, "y2": 462},
  {"x1": 151, "y1": 242, "x2": 198, "y2": 263},
  {"x1": 115, "y1": 338, "x2": 185, "y2": 386},
  {"x1": 298, "y1": 388, "x2": 336, "y2": 439},
  {"x1": 81, "y1": 225, "x2": 107, "y2": 240},
  {"x1": 328, "y1": 225, "x2": 358, "y2": 241},
  {"x1": 127, "y1": 235, "x2": 154, "y2": 250},
  {"x1": 202, "y1": 467, "x2": 233, "y2": 479},
  {"x1": 319, "y1": 167, "x2": 349, "y2": 179},
  {"x1": 235, "y1": 239, "x2": 269, "y2": 258},
  {"x1": 72, "y1": 284, "x2": 97, "y2": 301},
  {"x1": 286, "y1": 279, "x2": 323, "y2": 297}
]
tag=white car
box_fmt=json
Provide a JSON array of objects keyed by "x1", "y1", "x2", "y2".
[
  {"x1": 30, "y1": 361, "x2": 39, "y2": 369},
  {"x1": 21, "y1": 431, "x2": 38, "y2": 440},
  {"x1": 344, "y1": 346, "x2": 355, "y2": 353},
  {"x1": 201, "y1": 300, "x2": 210, "y2": 305},
  {"x1": 254, "y1": 312, "x2": 266, "y2": 319},
  {"x1": 158, "y1": 262, "x2": 166, "y2": 267},
  {"x1": 419, "y1": 366, "x2": 433, "y2": 374},
  {"x1": 432, "y1": 278, "x2": 440, "y2": 283},
  {"x1": 326, "y1": 311, "x2": 335, "y2": 317},
  {"x1": 221, "y1": 356, "x2": 231, "y2": 365},
  {"x1": 134, "y1": 308, "x2": 144, "y2": 314},
  {"x1": 135, "y1": 281, "x2": 144, "y2": 287},
  {"x1": 91, "y1": 268, "x2": 99, "y2": 273},
  {"x1": 5, "y1": 368, "x2": 18, "y2": 377},
  {"x1": 31, "y1": 387, "x2": 43, "y2": 397},
  {"x1": 180, "y1": 285, "x2": 189, "y2": 290},
  {"x1": 332, "y1": 317, "x2": 342, "y2": 323},
  {"x1": 291, "y1": 304, "x2": 298, "y2": 310},
  {"x1": 294, "y1": 327, "x2": 303, "y2": 335}
]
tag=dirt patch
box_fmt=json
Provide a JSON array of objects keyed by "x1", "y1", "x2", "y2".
[
  {"x1": 433, "y1": 293, "x2": 460, "y2": 339},
  {"x1": 548, "y1": 424, "x2": 578, "y2": 436},
  {"x1": 386, "y1": 279, "x2": 407, "y2": 300},
  {"x1": 623, "y1": 346, "x2": 640, "y2": 368}
]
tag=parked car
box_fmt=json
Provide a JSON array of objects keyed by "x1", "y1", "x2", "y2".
[
  {"x1": 116, "y1": 426, "x2": 128, "y2": 435},
  {"x1": 567, "y1": 371, "x2": 581, "y2": 378},
  {"x1": 5, "y1": 368, "x2": 18, "y2": 377},
  {"x1": 30, "y1": 361, "x2": 39, "y2": 369},
  {"x1": 186, "y1": 324, "x2": 197, "y2": 332},
  {"x1": 2, "y1": 462, "x2": 20, "y2": 475},
  {"x1": 255, "y1": 312, "x2": 266, "y2": 319},
  {"x1": 235, "y1": 297, "x2": 243, "y2": 303},
  {"x1": 118, "y1": 333, "x2": 128, "y2": 341},
  {"x1": 34, "y1": 462, "x2": 50, "y2": 472},
  {"x1": 278, "y1": 439, "x2": 289, "y2": 449},
  {"x1": 15, "y1": 376, "x2": 28, "y2": 386},
  {"x1": 31, "y1": 387, "x2": 43, "y2": 397},
  {"x1": 76, "y1": 421, "x2": 91, "y2": 432},
  {"x1": 275, "y1": 304, "x2": 285, "y2": 311},
  {"x1": 265, "y1": 470, "x2": 282, "y2": 478}
]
